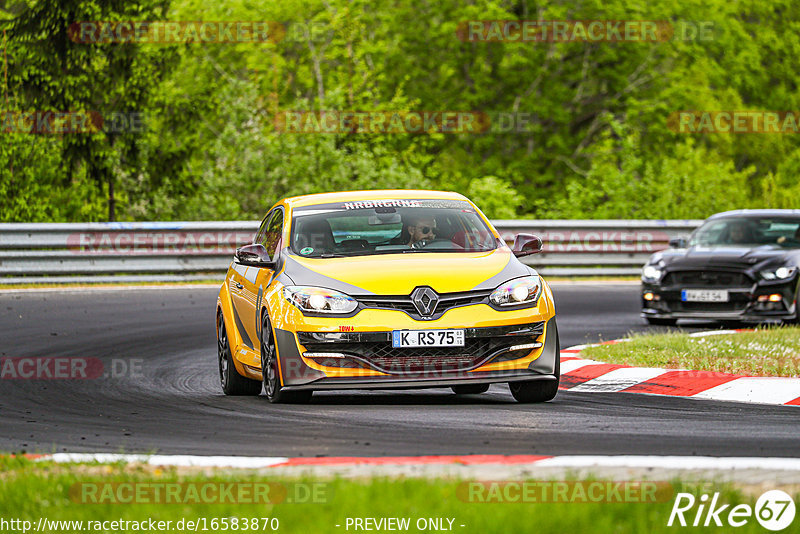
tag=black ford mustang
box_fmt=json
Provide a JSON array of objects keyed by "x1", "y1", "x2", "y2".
[{"x1": 641, "y1": 209, "x2": 800, "y2": 326}]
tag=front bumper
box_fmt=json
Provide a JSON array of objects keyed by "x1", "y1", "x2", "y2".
[
  {"x1": 274, "y1": 317, "x2": 559, "y2": 390},
  {"x1": 641, "y1": 277, "x2": 798, "y2": 322}
]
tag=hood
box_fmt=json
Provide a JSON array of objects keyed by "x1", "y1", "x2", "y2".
[
  {"x1": 279, "y1": 249, "x2": 532, "y2": 295},
  {"x1": 654, "y1": 245, "x2": 798, "y2": 271}
]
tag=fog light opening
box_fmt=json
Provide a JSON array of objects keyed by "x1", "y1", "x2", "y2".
[
  {"x1": 508, "y1": 342, "x2": 543, "y2": 352},
  {"x1": 304, "y1": 352, "x2": 348, "y2": 359}
]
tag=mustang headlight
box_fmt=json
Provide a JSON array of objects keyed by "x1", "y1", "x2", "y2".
[
  {"x1": 642, "y1": 265, "x2": 663, "y2": 282},
  {"x1": 283, "y1": 286, "x2": 357, "y2": 314},
  {"x1": 760, "y1": 266, "x2": 797, "y2": 281},
  {"x1": 489, "y1": 276, "x2": 542, "y2": 307}
]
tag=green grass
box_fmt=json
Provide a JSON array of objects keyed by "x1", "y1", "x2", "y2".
[
  {"x1": 581, "y1": 327, "x2": 800, "y2": 377},
  {"x1": 0, "y1": 458, "x2": 795, "y2": 533}
]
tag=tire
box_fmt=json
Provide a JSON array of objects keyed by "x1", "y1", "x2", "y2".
[
  {"x1": 788, "y1": 283, "x2": 800, "y2": 325},
  {"x1": 218, "y1": 312, "x2": 262, "y2": 396},
  {"x1": 451, "y1": 384, "x2": 490, "y2": 395},
  {"x1": 508, "y1": 331, "x2": 560, "y2": 403},
  {"x1": 261, "y1": 312, "x2": 312, "y2": 404},
  {"x1": 645, "y1": 317, "x2": 678, "y2": 327}
]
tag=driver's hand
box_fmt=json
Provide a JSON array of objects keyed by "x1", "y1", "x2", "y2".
[{"x1": 778, "y1": 236, "x2": 787, "y2": 244}]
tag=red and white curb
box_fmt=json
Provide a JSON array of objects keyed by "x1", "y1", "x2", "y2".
[
  {"x1": 23, "y1": 453, "x2": 800, "y2": 472},
  {"x1": 558, "y1": 329, "x2": 800, "y2": 407}
]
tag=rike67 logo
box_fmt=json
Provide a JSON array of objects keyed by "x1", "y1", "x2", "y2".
[{"x1": 668, "y1": 490, "x2": 795, "y2": 531}]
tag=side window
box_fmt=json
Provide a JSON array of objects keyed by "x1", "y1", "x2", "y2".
[
  {"x1": 254, "y1": 214, "x2": 270, "y2": 245},
  {"x1": 261, "y1": 209, "x2": 284, "y2": 261}
]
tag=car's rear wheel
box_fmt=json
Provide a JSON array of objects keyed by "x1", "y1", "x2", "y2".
[
  {"x1": 261, "y1": 312, "x2": 312, "y2": 404},
  {"x1": 508, "y1": 331, "x2": 560, "y2": 403},
  {"x1": 218, "y1": 312, "x2": 262, "y2": 396},
  {"x1": 451, "y1": 384, "x2": 490, "y2": 395},
  {"x1": 645, "y1": 317, "x2": 678, "y2": 327}
]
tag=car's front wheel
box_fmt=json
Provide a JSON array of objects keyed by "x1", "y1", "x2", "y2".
[
  {"x1": 261, "y1": 313, "x2": 312, "y2": 404},
  {"x1": 218, "y1": 312, "x2": 262, "y2": 396},
  {"x1": 508, "y1": 331, "x2": 560, "y2": 403},
  {"x1": 789, "y1": 284, "x2": 800, "y2": 325}
]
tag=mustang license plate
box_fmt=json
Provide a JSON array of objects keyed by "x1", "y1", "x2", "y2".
[{"x1": 681, "y1": 289, "x2": 729, "y2": 302}]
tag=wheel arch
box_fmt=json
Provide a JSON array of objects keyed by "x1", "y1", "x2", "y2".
[{"x1": 217, "y1": 282, "x2": 249, "y2": 378}]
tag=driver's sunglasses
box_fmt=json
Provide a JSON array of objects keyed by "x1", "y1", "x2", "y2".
[{"x1": 420, "y1": 226, "x2": 436, "y2": 234}]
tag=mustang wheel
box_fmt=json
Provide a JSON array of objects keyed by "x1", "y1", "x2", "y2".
[
  {"x1": 261, "y1": 313, "x2": 312, "y2": 404},
  {"x1": 790, "y1": 284, "x2": 800, "y2": 325},
  {"x1": 508, "y1": 332, "x2": 560, "y2": 403},
  {"x1": 451, "y1": 384, "x2": 490, "y2": 395},
  {"x1": 218, "y1": 312, "x2": 262, "y2": 396}
]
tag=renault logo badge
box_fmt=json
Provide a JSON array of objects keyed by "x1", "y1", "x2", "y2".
[{"x1": 411, "y1": 287, "x2": 439, "y2": 317}]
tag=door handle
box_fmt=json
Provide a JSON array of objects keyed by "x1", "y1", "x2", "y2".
[{"x1": 234, "y1": 282, "x2": 243, "y2": 290}]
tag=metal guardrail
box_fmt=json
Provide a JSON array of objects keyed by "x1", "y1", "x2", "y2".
[{"x1": 0, "y1": 220, "x2": 703, "y2": 283}]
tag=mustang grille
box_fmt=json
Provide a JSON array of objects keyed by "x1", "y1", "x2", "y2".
[{"x1": 663, "y1": 270, "x2": 753, "y2": 288}]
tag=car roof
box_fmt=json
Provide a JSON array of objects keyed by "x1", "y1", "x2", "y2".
[
  {"x1": 708, "y1": 209, "x2": 800, "y2": 220},
  {"x1": 282, "y1": 189, "x2": 469, "y2": 208}
]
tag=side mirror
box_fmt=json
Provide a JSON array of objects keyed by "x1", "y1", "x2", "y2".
[
  {"x1": 235, "y1": 244, "x2": 275, "y2": 268},
  {"x1": 669, "y1": 236, "x2": 688, "y2": 248},
  {"x1": 511, "y1": 233, "x2": 543, "y2": 258}
]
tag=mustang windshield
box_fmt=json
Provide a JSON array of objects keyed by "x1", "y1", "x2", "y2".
[
  {"x1": 290, "y1": 200, "x2": 501, "y2": 257},
  {"x1": 689, "y1": 217, "x2": 800, "y2": 248}
]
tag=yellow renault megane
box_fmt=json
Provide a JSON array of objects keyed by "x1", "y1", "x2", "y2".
[{"x1": 216, "y1": 190, "x2": 559, "y2": 403}]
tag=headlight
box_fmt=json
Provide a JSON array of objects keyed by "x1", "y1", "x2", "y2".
[
  {"x1": 489, "y1": 276, "x2": 542, "y2": 307},
  {"x1": 642, "y1": 265, "x2": 662, "y2": 281},
  {"x1": 283, "y1": 286, "x2": 357, "y2": 314},
  {"x1": 760, "y1": 266, "x2": 797, "y2": 280}
]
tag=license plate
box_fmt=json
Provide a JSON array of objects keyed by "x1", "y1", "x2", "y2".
[
  {"x1": 392, "y1": 329, "x2": 465, "y2": 348},
  {"x1": 681, "y1": 289, "x2": 729, "y2": 302}
]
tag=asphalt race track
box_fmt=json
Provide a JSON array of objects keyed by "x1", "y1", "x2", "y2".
[{"x1": 1, "y1": 283, "x2": 798, "y2": 457}]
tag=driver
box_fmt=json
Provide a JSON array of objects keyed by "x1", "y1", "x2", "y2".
[
  {"x1": 406, "y1": 215, "x2": 437, "y2": 247},
  {"x1": 728, "y1": 222, "x2": 753, "y2": 244}
]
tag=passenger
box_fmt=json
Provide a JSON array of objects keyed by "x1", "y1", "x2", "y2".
[{"x1": 777, "y1": 226, "x2": 800, "y2": 246}]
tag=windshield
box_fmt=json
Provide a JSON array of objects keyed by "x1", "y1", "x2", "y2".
[
  {"x1": 290, "y1": 199, "x2": 500, "y2": 258},
  {"x1": 689, "y1": 217, "x2": 800, "y2": 248}
]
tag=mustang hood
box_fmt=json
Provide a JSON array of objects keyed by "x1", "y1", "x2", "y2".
[
  {"x1": 657, "y1": 245, "x2": 792, "y2": 270},
  {"x1": 279, "y1": 249, "x2": 532, "y2": 295}
]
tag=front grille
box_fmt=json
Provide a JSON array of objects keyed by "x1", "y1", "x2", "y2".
[
  {"x1": 298, "y1": 322, "x2": 544, "y2": 374},
  {"x1": 663, "y1": 270, "x2": 752, "y2": 288},
  {"x1": 357, "y1": 289, "x2": 492, "y2": 319}
]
